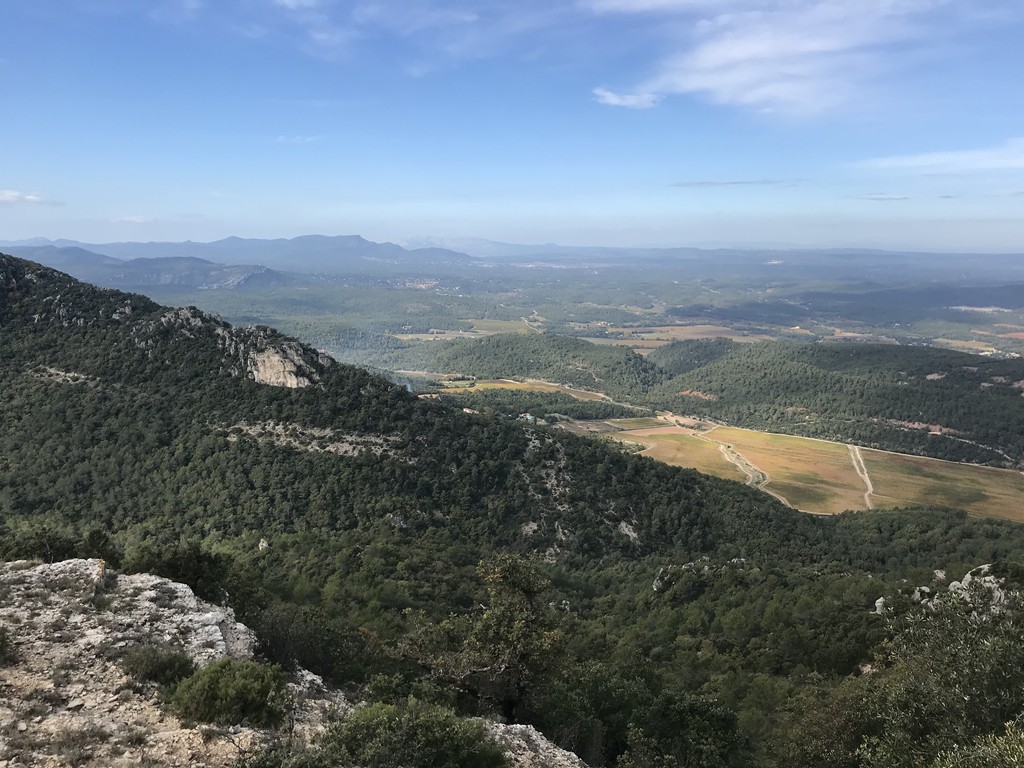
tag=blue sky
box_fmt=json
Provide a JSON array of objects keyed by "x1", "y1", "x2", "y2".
[{"x1": 2, "y1": 0, "x2": 1023, "y2": 250}]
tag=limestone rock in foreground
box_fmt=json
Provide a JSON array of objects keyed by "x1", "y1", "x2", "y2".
[
  {"x1": 484, "y1": 722, "x2": 590, "y2": 768},
  {"x1": 0, "y1": 560, "x2": 588, "y2": 768},
  {"x1": 0, "y1": 559, "x2": 347, "y2": 768}
]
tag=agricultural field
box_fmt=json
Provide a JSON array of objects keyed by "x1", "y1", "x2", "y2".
[
  {"x1": 708, "y1": 427, "x2": 869, "y2": 513},
  {"x1": 605, "y1": 417, "x2": 665, "y2": 430},
  {"x1": 468, "y1": 318, "x2": 539, "y2": 334},
  {"x1": 611, "y1": 427, "x2": 748, "y2": 484},
  {"x1": 612, "y1": 423, "x2": 1024, "y2": 520},
  {"x1": 862, "y1": 450, "x2": 1024, "y2": 522},
  {"x1": 440, "y1": 378, "x2": 610, "y2": 401},
  {"x1": 931, "y1": 337, "x2": 1000, "y2": 354},
  {"x1": 396, "y1": 318, "x2": 538, "y2": 341},
  {"x1": 582, "y1": 325, "x2": 775, "y2": 350}
]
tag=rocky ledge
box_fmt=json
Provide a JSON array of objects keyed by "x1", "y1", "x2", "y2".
[{"x1": 0, "y1": 559, "x2": 587, "y2": 768}]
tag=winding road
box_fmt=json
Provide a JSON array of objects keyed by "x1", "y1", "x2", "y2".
[
  {"x1": 715, "y1": 439, "x2": 793, "y2": 508},
  {"x1": 848, "y1": 444, "x2": 875, "y2": 509}
]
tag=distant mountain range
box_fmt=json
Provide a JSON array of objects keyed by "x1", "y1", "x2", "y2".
[
  {"x1": 0, "y1": 245, "x2": 290, "y2": 291},
  {"x1": 0, "y1": 235, "x2": 479, "y2": 290},
  {"x1": 4, "y1": 235, "x2": 1024, "y2": 286}
]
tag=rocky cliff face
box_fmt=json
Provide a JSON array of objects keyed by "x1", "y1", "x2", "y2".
[
  {"x1": 0, "y1": 560, "x2": 587, "y2": 768},
  {"x1": 0, "y1": 256, "x2": 333, "y2": 391},
  {"x1": 156, "y1": 308, "x2": 334, "y2": 389}
]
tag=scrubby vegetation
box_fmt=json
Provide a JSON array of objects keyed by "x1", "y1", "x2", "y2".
[
  {"x1": 170, "y1": 659, "x2": 288, "y2": 727},
  {"x1": 5, "y1": 255, "x2": 1024, "y2": 765},
  {"x1": 120, "y1": 645, "x2": 195, "y2": 688},
  {"x1": 0, "y1": 625, "x2": 15, "y2": 666},
  {"x1": 301, "y1": 699, "x2": 508, "y2": 768}
]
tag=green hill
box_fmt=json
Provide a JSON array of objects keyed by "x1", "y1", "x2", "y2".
[
  {"x1": 435, "y1": 334, "x2": 1024, "y2": 466},
  {"x1": 435, "y1": 333, "x2": 667, "y2": 400},
  {"x1": 4, "y1": 254, "x2": 1024, "y2": 767}
]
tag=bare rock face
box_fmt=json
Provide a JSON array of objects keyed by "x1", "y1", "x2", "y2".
[
  {"x1": 153, "y1": 309, "x2": 333, "y2": 389},
  {"x1": 0, "y1": 559, "x2": 347, "y2": 768},
  {"x1": 0, "y1": 560, "x2": 587, "y2": 768},
  {"x1": 484, "y1": 723, "x2": 590, "y2": 768},
  {"x1": 213, "y1": 323, "x2": 332, "y2": 389},
  {"x1": 248, "y1": 346, "x2": 318, "y2": 389}
]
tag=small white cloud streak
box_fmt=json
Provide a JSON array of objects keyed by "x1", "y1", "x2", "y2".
[
  {"x1": 671, "y1": 178, "x2": 783, "y2": 187},
  {"x1": 593, "y1": 87, "x2": 660, "y2": 108},
  {"x1": 0, "y1": 190, "x2": 45, "y2": 204},
  {"x1": 862, "y1": 137, "x2": 1024, "y2": 172},
  {"x1": 583, "y1": 0, "x2": 730, "y2": 11},
  {"x1": 855, "y1": 192, "x2": 911, "y2": 201},
  {"x1": 115, "y1": 215, "x2": 155, "y2": 223},
  {"x1": 352, "y1": 3, "x2": 479, "y2": 35}
]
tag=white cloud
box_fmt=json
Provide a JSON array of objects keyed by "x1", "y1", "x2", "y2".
[
  {"x1": 671, "y1": 178, "x2": 784, "y2": 187},
  {"x1": 584, "y1": 0, "x2": 986, "y2": 114},
  {"x1": 855, "y1": 192, "x2": 911, "y2": 201},
  {"x1": 115, "y1": 215, "x2": 155, "y2": 223},
  {"x1": 593, "y1": 87, "x2": 660, "y2": 108},
  {"x1": 270, "y1": 0, "x2": 353, "y2": 53},
  {"x1": 0, "y1": 190, "x2": 45, "y2": 204},
  {"x1": 862, "y1": 137, "x2": 1024, "y2": 173},
  {"x1": 352, "y1": 3, "x2": 479, "y2": 35},
  {"x1": 583, "y1": 0, "x2": 726, "y2": 11},
  {"x1": 149, "y1": 0, "x2": 204, "y2": 23}
]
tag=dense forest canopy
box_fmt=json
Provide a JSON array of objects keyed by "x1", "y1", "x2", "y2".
[{"x1": 4, "y1": 254, "x2": 1024, "y2": 766}]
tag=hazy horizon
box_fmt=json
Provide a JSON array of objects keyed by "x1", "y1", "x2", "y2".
[
  {"x1": 3, "y1": 2, "x2": 1023, "y2": 251},
  {"x1": 7, "y1": 231, "x2": 1024, "y2": 257}
]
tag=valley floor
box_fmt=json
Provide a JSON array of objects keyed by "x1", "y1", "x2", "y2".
[{"x1": 605, "y1": 418, "x2": 1024, "y2": 519}]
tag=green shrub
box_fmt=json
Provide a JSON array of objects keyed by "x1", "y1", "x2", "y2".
[
  {"x1": 169, "y1": 658, "x2": 287, "y2": 727},
  {"x1": 311, "y1": 699, "x2": 508, "y2": 768},
  {"x1": 0, "y1": 625, "x2": 15, "y2": 665},
  {"x1": 121, "y1": 645, "x2": 194, "y2": 687},
  {"x1": 932, "y1": 722, "x2": 1024, "y2": 768}
]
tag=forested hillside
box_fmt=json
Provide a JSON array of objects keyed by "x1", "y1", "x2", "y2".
[
  {"x1": 4, "y1": 254, "x2": 1024, "y2": 767},
  {"x1": 435, "y1": 334, "x2": 667, "y2": 401},
  {"x1": 436, "y1": 334, "x2": 1024, "y2": 466}
]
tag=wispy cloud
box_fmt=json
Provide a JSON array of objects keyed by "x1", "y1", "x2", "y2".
[
  {"x1": 271, "y1": 0, "x2": 354, "y2": 54},
  {"x1": 227, "y1": 1, "x2": 570, "y2": 66},
  {"x1": 149, "y1": 0, "x2": 203, "y2": 23},
  {"x1": 352, "y1": 3, "x2": 480, "y2": 36},
  {"x1": 862, "y1": 137, "x2": 1024, "y2": 173},
  {"x1": 671, "y1": 178, "x2": 784, "y2": 187},
  {"x1": 593, "y1": 87, "x2": 660, "y2": 108},
  {"x1": 854, "y1": 192, "x2": 911, "y2": 201},
  {"x1": 115, "y1": 215, "x2": 155, "y2": 223},
  {"x1": 0, "y1": 190, "x2": 46, "y2": 205},
  {"x1": 583, "y1": 0, "x2": 1001, "y2": 114}
]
